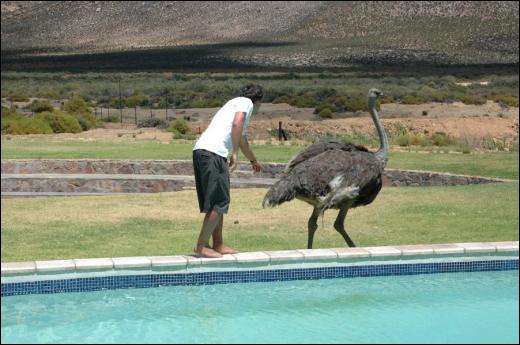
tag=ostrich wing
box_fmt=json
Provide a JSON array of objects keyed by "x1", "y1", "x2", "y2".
[
  {"x1": 285, "y1": 141, "x2": 368, "y2": 173},
  {"x1": 290, "y1": 149, "x2": 383, "y2": 202}
]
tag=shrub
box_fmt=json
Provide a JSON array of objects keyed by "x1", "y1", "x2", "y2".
[
  {"x1": 461, "y1": 95, "x2": 487, "y2": 105},
  {"x1": 2, "y1": 116, "x2": 53, "y2": 134},
  {"x1": 30, "y1": 100, "x2": 54, "y2": 113},
  {"x1": 63, "y1": 95, "x2": 97, "y2": 130},
  {"x1": 125, "y1": 94, "x2": 150, "y2": 107},
  {"x1": 493, "y1": 95, "x2": 519, "y2": 108},
  {"x1": 395, "y1": 134, "x2": 412, "y2": 146},
  {"x1": 343, "y1": 97, "x2": 367, "y2": 112},
  {"x1": 137, "y1": 118, "x2": 168, "y2": 129},
  {"x1": 1, "y1": 109, "x2": 53, "y2": 134},
  {"x1": 272, "y1": 95, "x2": 292, "y2": 104},
  {"x1": 289, "y1": 96, "x2": 315, "y2": 108},
  {"x1": 168, "y1": 118, "x2": 191, "y2": 135},
  {"x1": 9, "y1": 92, "x2": 29, "y2": 102},
  {"x1": 317, "y1": 108, "x2": 333, "y2": 118},
  {"x1": 37, "y1": 111, "x2": 82, "y2": 133},
  {"x1": 400, "y1": 95, "x2": 423, "y2": 105},
  {"x1": 431, "y1": 132, "x2": 452, "y2": 146},
  {"x1": 63, "y1": 95, "x2": 91, "y2": 115},
  {"x1": 101, "y1": 115, "x2": 120, "y2": 123}
]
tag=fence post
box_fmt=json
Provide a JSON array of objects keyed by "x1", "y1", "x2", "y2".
[
  {"x1": 278, "y1": 121, "x2": 282, "y2": 141},
  {"x1": 165, "y1": 89, "x2": 168, "y2": 121},
  {"x1": 119, "y1": 78, "x2": 123, "y2": 124},
  {"x1": 150, "y1": 108, "x2": 153, "y2": 118},
  {"x1": 100, "y1": 107, "x2": 103, "y2": 120}
]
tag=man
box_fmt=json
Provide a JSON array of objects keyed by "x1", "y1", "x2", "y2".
[{"x1": 192, "y1": 84, "x2": 264, "y2": 258}]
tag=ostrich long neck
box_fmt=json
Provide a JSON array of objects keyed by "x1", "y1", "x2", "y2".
[{"x1": 368, "y1": 98, "x2": 389, "y2": 166}]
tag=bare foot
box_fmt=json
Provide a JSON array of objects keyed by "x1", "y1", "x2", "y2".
[
  {"x1": 194, "y1": 245, "x2": 223, "y2": 258},
  {"x1": 213, "y1": 244, "x2": 238, "y2": 255}
]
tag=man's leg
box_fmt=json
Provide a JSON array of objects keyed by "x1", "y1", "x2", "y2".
[
  {"x1": 212, "y1": 214, "x2": 238, "y2": 254},
  {"x1": 194, "y1": 210, "x2": 223, "y2": 258}
]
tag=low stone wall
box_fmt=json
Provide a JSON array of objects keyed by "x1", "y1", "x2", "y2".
[
  {"x1": 1, "y1": 159, "x2": 512, "y2": 196},
  {"x1": 382, "y1": 169, "x2": 504, "y2": 187},
  {"x1": 1, "y1": 159, "x2": 284, "y2": 178}
]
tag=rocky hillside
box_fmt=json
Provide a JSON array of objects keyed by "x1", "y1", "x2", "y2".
[{"x1": 1, "y1": 1, "x2": 518, "y2": 70}]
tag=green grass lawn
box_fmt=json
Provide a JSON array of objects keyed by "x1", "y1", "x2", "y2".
[
  {"x1": 1, "y1": 183, "x2": 518, "y2": 262},
  {"x1": 2, "y1": 136, "x2": 519, "y2": 179}
]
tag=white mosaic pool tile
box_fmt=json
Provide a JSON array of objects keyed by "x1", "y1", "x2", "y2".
[
  {"x1": 365, "y1": 246, "x2": 402, "y2": 257},
  {"x1": 455, "y1": 242, "x2": 497, "y2": 253},
  {"x1": 332, "y1": 248, "x2": 371, "y2": 259},
  {"x1": 296, "y1": 249, "x2": 338, "y2": 260},
  {"x1": 112, "y1": 257, "x2": 151, "y2": 269},
  {"x1": 35, "y1": 260, "x2": 76, "y2": 272},
  {"x1": 73, "y1": 258, "x2": 114, "y2": 270},
  {"x1": 1, "y1": 262, "x2": 36, "y2": 275},
  {"x1": 266, "y1": 250, "x2": 304, "y2": 262},
  {"x1": 488, "y1": 241, "x2": 519, "y2": 252},
  {"x1": 394, "y1": 245, "x2": 435, "y2": 256}
]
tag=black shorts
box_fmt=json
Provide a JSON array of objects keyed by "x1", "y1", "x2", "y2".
[{"x1": 192, "y1": 149, "x2": 230, "y2": 214}]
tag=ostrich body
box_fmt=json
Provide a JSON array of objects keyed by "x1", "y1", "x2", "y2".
[{"x1": 263, "y1": 89, "x2": 388, "y2": 249}]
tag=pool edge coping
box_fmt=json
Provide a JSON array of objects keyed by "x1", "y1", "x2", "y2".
[{"x1": 2, "y1": 241, "x2": 518, "y2": 276}]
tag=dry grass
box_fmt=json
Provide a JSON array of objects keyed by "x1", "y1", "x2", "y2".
[{"x1": 1, "y1": 184, "x2": 518, "y2": 262}]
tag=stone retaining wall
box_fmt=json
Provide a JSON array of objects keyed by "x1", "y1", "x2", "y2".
[
  {"x1": 1, "y1": 159, "x2": 284, "y2": 178},
  {"x1": 1, "y1": 159, "x2": 512, "y2": 195}
]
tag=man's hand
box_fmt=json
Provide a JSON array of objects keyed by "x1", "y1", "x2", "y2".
[
  {"x1": 251, "y1": 160, "x2": 263, "y2": 173},
  {"x1": 229, "y1": 152, "x2": 238, "y2": 172}
]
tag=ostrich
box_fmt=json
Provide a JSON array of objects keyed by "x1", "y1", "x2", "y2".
[{"x1": 263, "y1": 88, "x2": 388, "y2": 249}]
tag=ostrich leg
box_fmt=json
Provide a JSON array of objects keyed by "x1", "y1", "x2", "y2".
[
  {"x1": 334, "y1": 206, "x2": 356, "y2": 247},
  {"x1": 307, "y1": 207, "x2": 320, "y2": 249}
]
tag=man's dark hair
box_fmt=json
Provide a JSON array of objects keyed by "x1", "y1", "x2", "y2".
[{"x1": 239, "y1": 84, "x2": 263, "y2": 103}]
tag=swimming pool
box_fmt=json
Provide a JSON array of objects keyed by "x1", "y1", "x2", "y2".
[
  {"x1": 2, "y1": 270, "x2": 518, "y2": 344},
  {"x1": 1, "y1": 243, "x2": 518, "y2": 344}
]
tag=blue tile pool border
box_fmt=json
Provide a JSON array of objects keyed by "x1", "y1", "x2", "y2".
[{"x1": 2, "y1": 258, "x2": 518, "y2": 297}]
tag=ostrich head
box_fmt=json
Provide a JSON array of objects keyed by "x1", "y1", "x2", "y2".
[{"x1": 368, "y1": 88, "x2": 384, "y2": 100}]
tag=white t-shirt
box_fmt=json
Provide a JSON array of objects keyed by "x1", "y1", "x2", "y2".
[{"x1": 193, "y1": 97, "x2": 254, "y2": 158}]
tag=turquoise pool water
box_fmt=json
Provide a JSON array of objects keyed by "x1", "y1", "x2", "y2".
[{"x1": 2, "y1": 270, "x2": 518, "y2": 344}]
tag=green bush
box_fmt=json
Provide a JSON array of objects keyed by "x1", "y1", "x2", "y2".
[
  {"x1": 101, "y1": 115, "x2": 120, "y2": 123},
  {"x1": 137, "y1": 118, "x2": 168, "y2": 129},
  {"x1": 124, "y1": 95, "x2": 150, "y2": 107},
  {"x1": 431, "y1": 132, "x2": 452, "y2": 146},
  {"x1": 168, "y1": 118, "x2": 191, "y2": 135},
  {"x1": 272, "y1": 95, "x2": 292, "y2": 104},
  {"x1": 493, "y1": 95, "x2": 519, "y2": 107},
  {"x1": 8, "y1": 92, "x2": 29, "y2": 102},
  {"x1": 318, "y1": 108, "x2": 333, "y2": 118},
  {"x1": 400, "y1": 95, "x2": 423, "y2": 105},
  {"x1": 343, "y1": 97, "x2": 367, "y2": 112},
  {"x1": 461, "y1": 95, "x2": 487, "y2": 105},
  {"x1": 63, "y1": 95, "x2": 97, "y2": 130},
  {"x1": 37, "y1": 111, "x2": 82, "y2": 133},
  {"x1": 63, "y1": 95, "x2": 91, "y2": 115},
  {"x1": 1, "y1": 109, "x2": 53, "y2": 134},
  {"x1": 30, "y1": 100, "x2": 54, "y2": 113},
  {"x1": 314, "y1": 102, "x2": 337, "y2": 115},
  {"x1": 395, "y1": 134, "x2": 412, "y2": 146}
]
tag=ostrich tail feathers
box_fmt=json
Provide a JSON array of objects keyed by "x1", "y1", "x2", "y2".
[{"x1": 262, "y1": 178, "x2": 296, "y2": 208}]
